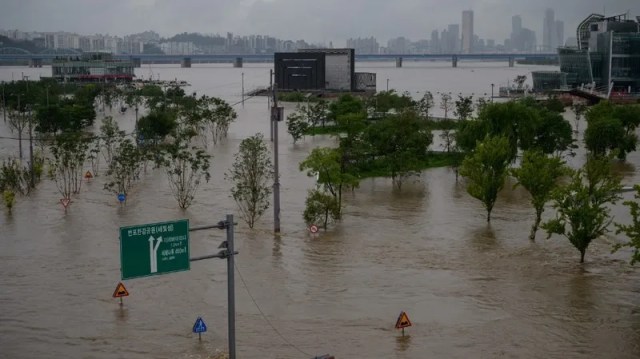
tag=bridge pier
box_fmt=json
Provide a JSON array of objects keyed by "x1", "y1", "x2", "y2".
[
  {"x1": 395, "y1": 57, "x2": 403, "y2": 68},
  {"x1": 234, "y1": 57, "x2": 243, "y2": 68},
  {"x1": 131, "y1": 57, "x2": 142, "y2": 68},
  {"x1": 181, "y1": 57, "x2": 192, "y2": 68},
  {"x1": 29, "y1": 58, "x2": 43, "y2": 68},
  {"x1": 508, "y1": 57, "x2": 515, "y2": 67},
  {"x1": 452, "y1": 55, "x2": 458, "y2": 68}
]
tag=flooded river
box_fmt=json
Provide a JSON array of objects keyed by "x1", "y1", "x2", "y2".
[{"x1": 1, "y1": 62, "x2": 639, "y2": 358}]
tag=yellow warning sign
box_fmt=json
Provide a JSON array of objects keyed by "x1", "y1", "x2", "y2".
[
  {"x1": 84, "y1": 170, "x2": 93, "y2": 179},
  {"x1": 395, "y1": 311, "x2": 412, "y2": 329},
  {"x1": 112, "y1": 282, "x2": 129, "y2": 298}
]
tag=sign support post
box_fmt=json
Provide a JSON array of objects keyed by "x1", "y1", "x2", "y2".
[
  {"x1": 226, "y1": 214, "x2": 236, "y2": 359},
  {"x1": 188, "y1": 214, "x2": 237, "y2": 359},
  {"x1": 119, "y1": 215, "x2": 238, "y2": 359}
]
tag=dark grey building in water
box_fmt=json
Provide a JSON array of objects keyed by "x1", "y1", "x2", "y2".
[
  {"x1": 274, "y1": 52, "x2": 326, "y2": 90},
  {"x1": 274, "y1": 48, "x2": 375, "y2": 92}
]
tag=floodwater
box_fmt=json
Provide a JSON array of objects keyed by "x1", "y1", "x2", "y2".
[{"x1": 1, "y1": 62, "x2": 640, "y2": 359}]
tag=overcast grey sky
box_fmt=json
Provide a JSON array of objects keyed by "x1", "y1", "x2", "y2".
[{"x1": 1, "y1": 0, "x2": 639, "y2": 44}]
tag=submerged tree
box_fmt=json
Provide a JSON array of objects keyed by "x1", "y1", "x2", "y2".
[
  {"x1": 511, "y1": 150, "x2": 569, "y2": 241},
  {"x1": 415, "y1": 91, "x2": 435, "y2": 120},
  {"x1": 0, "y1": 159, "x2": 29, "y2": 196},
  {"x1": 571, "y1": 102, "x2": 587, "y2": 133},
  {"x1": 584, "y1": 102, "x2": 640, "y2": 160},
  {"x1": 454, "y1": 95, "x2": 474, "y2": 121},
  {"x1": 302, "y1": 189, "x2": 340, "y2": 229},
  {"x1": 99, "y1": 116, "x2": 125, "y2": 168},
  {"x1": 363, "y1": 111, "x2": 433, "y2": 190},
  {"x1": 160, "y1": 135, "x2": 211, "y2": 209},
  {"x1": 542, "y1": 156, "x2": 622, "y2": 263},
  {"x1": 226, "y1": 134, "x2": 273, "y2": 228},
  {"x1": 200, "y1": 95, "x2": 236, "y2": 145},
  {"x1": 0, "y1": 159, "x2": 31, "y2": 211},
  {"x1": 459, "y1": 136, "x2": 512, "y2": 222},
  {"x1": 48, "y1": 131, "x2": 90, "y2": 200},
  {"x1": 7, "y1": 108, "x2": 30, "y2": 159},
  {"x1": 286, "y1": 110, "x2": 309, "y2": 144},
  {"x1": 440, "y1": 93, "x2": 453, "y2": 119},
  {"x1": 104, "y1": 139, "x2": 144, "y2": 202},
  {"x1": 615, "y1": 184, "x2": 640, "y2": 265},
  {"x1": 300, "y1": 147, "x2": 358, "y2": 217}
]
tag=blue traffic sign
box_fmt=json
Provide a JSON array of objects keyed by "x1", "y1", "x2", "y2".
[
  {"x1": 118, "y1": 193, "x2": 126, "y2": 203},
  {"x1": 193, "y1": 317, "x2": 207, "y2": 333}
]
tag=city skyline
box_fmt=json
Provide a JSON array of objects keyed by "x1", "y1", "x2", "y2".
[{"x1": 1, "y1": 0, "x2": 638, "y2": 46}]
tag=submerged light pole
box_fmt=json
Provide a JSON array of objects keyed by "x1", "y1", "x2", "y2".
[{"x1": 271, "y1": 81, "x2": 282, "y2": 233}]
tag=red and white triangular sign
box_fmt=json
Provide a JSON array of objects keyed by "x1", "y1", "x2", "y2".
[{"x1": 60, "y1": 198, "x2": 71, "y2": 208}]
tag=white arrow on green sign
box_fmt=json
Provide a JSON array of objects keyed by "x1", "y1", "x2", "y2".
[{"x1": 120, "y1": 219, "x2": 190, "y2": 280}]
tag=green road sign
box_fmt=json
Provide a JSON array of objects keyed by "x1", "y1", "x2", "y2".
[{"x1": 120, "y1": 219, "x2": 190, "y2": 280}]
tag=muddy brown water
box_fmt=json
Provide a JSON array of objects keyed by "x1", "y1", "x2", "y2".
[{"x1": 1, "y1": 63, "x2": 639, "y2": 358}]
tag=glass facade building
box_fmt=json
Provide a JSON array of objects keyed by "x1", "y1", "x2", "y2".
[
  {"x1": 51, "y1": 52, "x2": 134, "y2": 82},
  {"x1": 598, "y1": 32, "x2": 640, "y2": 92},
  {"x1": 557, "y1": 14, "x2": 640, "y2": 94},
  {"x1": 531, "y1": 71, "x2": 567, "y2": 92}
]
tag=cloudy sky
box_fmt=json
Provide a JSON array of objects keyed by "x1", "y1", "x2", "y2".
[{"x1": 1, "y1": 0, "x2": 639, "y2": 44}]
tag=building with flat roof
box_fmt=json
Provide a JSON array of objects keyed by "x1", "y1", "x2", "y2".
[
  {"x1": 275, "y1": 48, "x2": 374, "y2": 93},
  {"x1": 51, "y1": 52, "x2": 135, "y2": 82},
  {"x1": 462, "y1": 10, "x2": 474, "y2": 54},
  {"x1": 274, "y1": 52, "x2": 326, "y2": 91}
]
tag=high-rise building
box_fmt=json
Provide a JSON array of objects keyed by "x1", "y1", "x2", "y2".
[
  {"x1": 511, "y1": 15, "x2": 522, "y2": 50},
  {"x1": 346, "y1": 37, "x2": 379, "y2": 54},
  {"x1": 543, "y1": 8, "x2": 556, "y2": 51},
  {"x1": 387, "y1": 37, "x2": 410, "y2": 54},
  {"x1": 512, "y1": 15, "x2": 522, "y2": 34},
  {"x1": 430, "y1": 30, "x2": 440, "y2": 53},
  {"x1": 555, "y1": 20, "x2": 565, "y2": 47},
  {"x1": 447, "y1": 24, "x2": 460, "y2": 53},
  {"x1": 440, "y1": 29, "x2": 449, "y2": 53},
  {"x1": 511, "y1": 15, "x2": 538, "y2": 52},
  {"x1": 462, "y1": 10, "x2": 474, "y2": 53}
]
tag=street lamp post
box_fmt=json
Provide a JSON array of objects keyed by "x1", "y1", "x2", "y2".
[
  {"x1": 386, "y1": 78, "x2": 389, "y2": 92},
  {"x1": 491, "y1": 83, "x2": 495, "y2": 102},
  {"x1": 2, "y1": 82, "x2": 6, "y2": 123}
]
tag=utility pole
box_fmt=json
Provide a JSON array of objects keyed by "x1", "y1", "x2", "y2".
[
  {"x1": 2, "y1": 82, "x2": 6, "y2": 123},
  {"x1": 271, "y1": 82, "x2": 281, "y2": 233},
  {"x1": 28, "y1": 106, "x2": 34, "y2": 188},
  {"x1": 17, "y1": 94, "x2": 23, "y2": 159},
  {"x1": 241, "y1": 72, "x2": 245, "y2": 107},
  {"x1": 26, "y1": 78, "x2": 34, "y2": 188},
  {"x1": 269, "y1": 69, "x2": 273, "y2": 141},
  {"x1": 225, "y1": 214, "x2": 237, "y2": 359}
]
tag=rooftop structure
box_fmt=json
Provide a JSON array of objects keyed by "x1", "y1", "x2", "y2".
[
  {"x1": 557, "y1": 13, "x2": 640, "y2": 95},
  {"x1": 51, "y1": 52, "x2": 135, "y2": 82}
]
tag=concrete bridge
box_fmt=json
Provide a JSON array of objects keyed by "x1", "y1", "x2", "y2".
[{"x1": 0, "y1": 47, "x2": 557, "y2": 68}]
